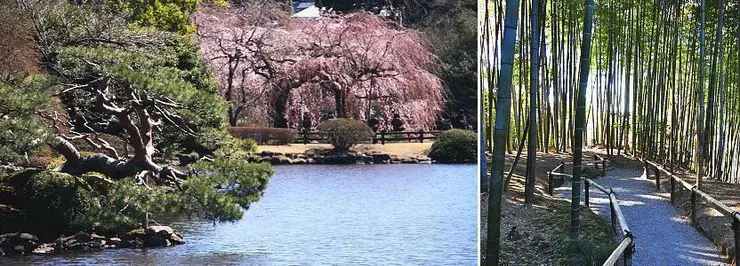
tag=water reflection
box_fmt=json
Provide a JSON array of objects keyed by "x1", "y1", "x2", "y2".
[{"x1": 1, "y1": 164, "x2": 477, "y2": 265}]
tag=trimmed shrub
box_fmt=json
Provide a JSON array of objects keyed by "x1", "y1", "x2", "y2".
[
  {"x1": 317, "y1": 119, "x2": 374, "y2": 152},
  {"x1": 428, "y1": 129, "x2": 476, "y2": 163},
  {"x1": 228, "y1": 127, "x2": 298, "y2": 145}
]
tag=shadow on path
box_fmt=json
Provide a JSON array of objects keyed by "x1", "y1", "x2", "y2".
[{"x1": 556, "y1": 167, "x2": 728, "y2": 266}]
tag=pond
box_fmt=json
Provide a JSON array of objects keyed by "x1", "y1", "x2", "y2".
[{"x1": 2, "y1": 164, "x2": 478, "y2": 265}]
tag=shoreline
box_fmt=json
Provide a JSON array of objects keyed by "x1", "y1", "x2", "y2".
[
  {"x1": 254, "y1": 143, "x2": 436, "y2": 165},
  {"x1": 0, "y1": 226, "x2": 184, "y2": 256}
]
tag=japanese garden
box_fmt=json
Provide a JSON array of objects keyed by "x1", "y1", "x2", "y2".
[{"x1": 0, "y1": 0, "x2": 477, "y2": 264}]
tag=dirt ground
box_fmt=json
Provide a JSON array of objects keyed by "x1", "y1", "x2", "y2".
[
  {"x1": 256, "y1": 143, "x2": 433, "y2": 157},
  {"x1": 481, "y1": 151, "x2": 614, "y2": 265}
]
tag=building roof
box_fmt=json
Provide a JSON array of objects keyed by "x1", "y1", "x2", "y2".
[
  {"x1": 293, "y1": 0, "x2": 316, "y2": 12},
  {"x1": 292, "y1": 5, "x2": 320, "y2": 18}
]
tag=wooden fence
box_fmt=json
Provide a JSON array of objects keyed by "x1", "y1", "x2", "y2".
[
  {"x1": 548, "y1": 155, "x2": 635, "y2": 266},
  {"x1": 644, "y1": 160, "x2": 739, "y2": 264},
  {"x1": 294, "y1": 130, "x2": 442, "y2": 144},
  {"x1": 547, "y1": 155, "x2": 606, "y2": 196}
]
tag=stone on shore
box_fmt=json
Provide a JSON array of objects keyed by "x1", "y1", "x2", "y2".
[
  {"x1": 31, "y1": 243, "x2": 54, "y2": 254},
  {"x1": 146, "y1": 225, "x2": 175, "y2": 237},
  {"x1": 0, "y1": 225, "x2": 186, "y2": 256},
  {"x1": 370, "y1": 153, "x2": 392, "y2": 164},
  {"x1": 0, "y1": 232, "x2": 40, "y2": 255},
  {"x1": 127, "y1": 225, "x2": 184, "y2": 248}
]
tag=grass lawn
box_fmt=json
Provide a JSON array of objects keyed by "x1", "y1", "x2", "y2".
[{"x1": 256, "y1": 143, "x2": 433, "y2": 158}]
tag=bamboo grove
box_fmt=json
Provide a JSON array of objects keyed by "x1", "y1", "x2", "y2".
[
  {"x1": 482, "y1": 0, "x2": 740, "y2": 184},
  {"x1": 482, "y1": 0, "x2": 738, "y2": 264}
]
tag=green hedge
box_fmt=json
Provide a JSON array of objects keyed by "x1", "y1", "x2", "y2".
[
  {"x1": 428, "y1": 129, "x2": 476, "y2": 163},
  {"x1": 229, "y1": 127, "x2": 298, "y2": 145},
  {"x1": 317, "y1": 119, "x2": 374, "y2": 152}
]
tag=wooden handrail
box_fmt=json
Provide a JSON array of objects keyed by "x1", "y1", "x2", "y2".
[
  {"x1": 552, "y1": 162, "x2": 565, "y2": 172},
  {"x1": 694, "y1": 188, "x2": 735, "y2": 216},
  {"x1": 297, "y1": 130, "x2": 443, "y2": 136},
  {"x1": 547, "y1": 155, "x2": 634, "y2": 264},
  {"x1": 548, "y1": 155, "x2": 608, "y2": 195},
  {"x1": 644, "y1": 160, "x2": 693, "y2": 190},
  {"x1": 644, "y1": 160, "x2": 736, "y2": 215},
  {"x1": 603, "y1": 237, "x2": 634, "y2": 266},
  {"x1": 550, "y1": 172, "x2": 573, "y2": 178},
  {"x1": 644, "y1": 159, "x2": 740, "y2": 264},
  {"x1": 585, "y1": 178, "x2": 610, "y2": 194},
  {"x1": 563, "y1": 160, "x2": 603, "y2": 165},
  {"x1": 548, "y1": 154, "x2": 634, "y2": 265},
  {"x1": 294, "y1": 129, "x2": 447, "y2": 144},
  {"x1": 610, "y1": 192, "x2": 631, "y2": 234}
]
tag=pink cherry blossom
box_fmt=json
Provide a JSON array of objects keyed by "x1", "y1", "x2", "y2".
[{"x1": 194, "y1": 7, "x2": 444, "y2": 130}]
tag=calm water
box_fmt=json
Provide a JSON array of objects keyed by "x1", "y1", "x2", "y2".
[{"x1": 1, "y1": 164, "x2": 477, "y2": 265}]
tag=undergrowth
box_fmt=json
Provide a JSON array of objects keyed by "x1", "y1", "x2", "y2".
[{"x1": 537, "y1": 196, "x2": 616, "y2": 265}]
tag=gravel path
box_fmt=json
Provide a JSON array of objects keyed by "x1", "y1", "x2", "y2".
[{"x1": 556, "y1": 167, "x2": 728, "y2": 266}]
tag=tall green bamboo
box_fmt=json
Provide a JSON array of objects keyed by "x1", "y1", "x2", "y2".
[
  {"x1": 571, "y1": 0, "x2": 595, "y2": 236},
  {"x1": 486, "y1": 0, "x2": 521, "y2": 263},
  {"x1": 704, "y1": 0, "x2": 725, "y2": 175},
  {"x1": 480, "y1": 0, "x2": 491, "y2": 194},
  {"x1": 695, "y1": 0, "x2": 706, "y2": 189},
  {"x1": 525, "y1": 0, "x2": 540, "y2": 204}
]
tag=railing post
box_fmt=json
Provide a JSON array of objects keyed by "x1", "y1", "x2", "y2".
[
  {"x1": 380, "y1": 130, "x2": 386, "y2": 145},
  {"x1": 733, "y1": 212, "x2": 740, "y2": 265},
  {"x1": 610, "y1": 189, "x2": 618, "y2": 238},
  {"x1": 690, "y1": 186, "x2": 697, "y2": 225},
  {"x1": 419, "y1": 130, "x2": 424, "y2": 143},
  {"x1": 670, "y1": 174, "x2": 675, "y2": 204},
  {"x1": 643, "y1": 160, "x2": 648, "y2": 179},
  {"x1": 303, "y1": 130, "x2": 309, "y2": 144},
  {"x1": 584, "y1": 179, "x2": 590, "y2": 207},
  {"x1": 624, "y1": 232, "x2": 634, "y2": 266},
  {"x1": 655, "y1": 167, "x2": 661, "y2": 191},
  {"x1": 548, "y1": 171, "x2": 553, "y2": 196},
  {"x1": 601, "y1": 157, "x2": 606, "y2": 176}
]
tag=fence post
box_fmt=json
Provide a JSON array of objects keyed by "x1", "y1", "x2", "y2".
[
  {"x1": 601, "y1": 156, "x2": 606, "y2": 176},
  {"x1": 643, "y1": 160, "x2": 648, "y2": 179},
  {"x1": 733, "y1": 213, "x2": 740, "y2": 265},
  {"x1": 548, "y1": 171, "x2": 553, "y2": 196},
  {"x1": 419, "y1": 130, "x2": 424, "y2": 143},
  {"x1": 670, "y1": 174, "x2": 675, "y2": 204},
  {"x1": 303, "y1": 130, "x2": 309, "y2": 144},
  {"x1": 690, "y1": 186, "x2": 697, "y2": 225},
  {"x1": 610, "y1": 192, "x2": 618, "y2": 239},
  {"x1": 584, "y1": 179, "x2": 590, "y2": 207},
  {"x1": 655, "y1": 167, "x2": 661, "y2": 191},
  {"x1": 380, "y1": 130, "x2": 386, "y2": 145},
  {"x1": 624, "y1": 232, "x2": 634, "y2": 266}
]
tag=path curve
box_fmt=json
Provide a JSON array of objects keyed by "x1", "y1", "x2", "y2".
[{"x1": 556, "y1": 167, "x2": 728, "y2": 266}]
